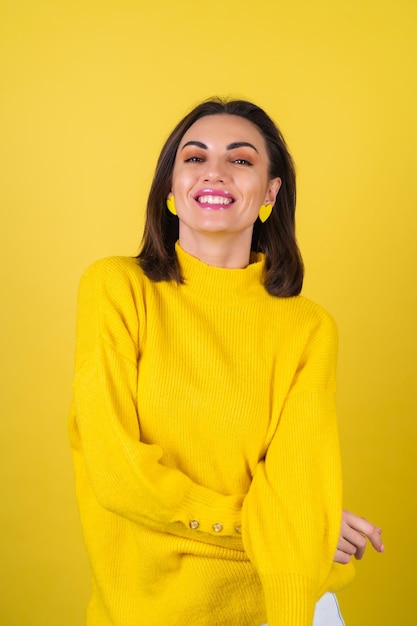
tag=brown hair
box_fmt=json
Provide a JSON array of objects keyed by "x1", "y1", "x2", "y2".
[{"x1": 137, "y1": 98, "x2": 303, "y2": 296}]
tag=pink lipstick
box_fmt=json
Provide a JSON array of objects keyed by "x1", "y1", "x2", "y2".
[{"x1": 194, "y1": 189, "x2": 235, "y2": 210}]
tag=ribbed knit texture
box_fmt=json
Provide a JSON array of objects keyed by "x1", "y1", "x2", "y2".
[{"x1": 69, "y1": 243, "x2": 354, "y2": 625}]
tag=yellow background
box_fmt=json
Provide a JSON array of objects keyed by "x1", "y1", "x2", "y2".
[{"x1": 1, "y1": 0, "x2": 416, "y2": 623}]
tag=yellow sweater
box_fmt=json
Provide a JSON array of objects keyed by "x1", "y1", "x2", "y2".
[{"x1": 69, "y1": 243, "x2": 354, "y2": 626}]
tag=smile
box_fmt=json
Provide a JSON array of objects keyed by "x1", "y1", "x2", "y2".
[
  {"x1": 197, "y1": 195, "x2": 233, "y2": 205},
  {"x1": 194, "y1": 189, "x2": 235, "y2": 209}
]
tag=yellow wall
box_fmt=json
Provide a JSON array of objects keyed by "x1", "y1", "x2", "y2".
[{"x1": 1, "y1": 1, "x2": 416, "y2": 623}]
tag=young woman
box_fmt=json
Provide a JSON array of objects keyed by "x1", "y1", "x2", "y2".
[{"x1": 69, "y1": 98, "x2": 383, "y2": 626}]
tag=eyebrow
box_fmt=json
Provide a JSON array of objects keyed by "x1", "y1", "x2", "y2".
[{"x1": 181, "y1": 140, "x2": 258, "y2": 153}]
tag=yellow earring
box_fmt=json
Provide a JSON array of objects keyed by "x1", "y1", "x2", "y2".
[
  {"x1": 166, "y1": 195, "x2": 177, "y2": 216},
  {"x1": 259, "y1": 204, "x2": 273, "y2": 223}
]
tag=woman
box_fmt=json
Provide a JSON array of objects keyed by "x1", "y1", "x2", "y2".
[{"x1": 69, "y1": 98, "x2": 383, "y2": 626}]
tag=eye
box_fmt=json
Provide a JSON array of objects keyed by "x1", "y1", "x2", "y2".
[
  {"x1": 232, "y1": 158, "x2": 253, "y2": 166},
  {"x1": 184, "y1": 156, "x2": 204, "y2": 163}
]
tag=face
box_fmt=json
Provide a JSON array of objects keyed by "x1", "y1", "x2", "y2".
[{"x1": 170, "y1": 114, "x2": 281, "y2": 245}]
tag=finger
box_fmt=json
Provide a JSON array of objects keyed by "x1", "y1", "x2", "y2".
[
  {"x1": 334, "y1": 549, "x2": 352, "y2": 565},
  {"x1": 354, "y1": 539, "x2": 367, "y2": 560},
  {"x1": 337, "y1": 537, "x2": 357, "y2": 556},
  {"x1": 366, "y1": 528, "x2": 385, "y2": 553},
  {"x1": 342, "y1": 511, "x2": 382, "y2": 538},
  {"x1": 342, "y1": 510, "x2": 377, "y2": 535},
  {"x1": 342, "y1": 510, "x2": 385, "y2": 554},
  {"x1": 341, "y1": 524, "x2": 367, "y2": 558}
]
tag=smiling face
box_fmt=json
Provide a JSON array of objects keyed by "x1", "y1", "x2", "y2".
[{"x1": 170, "y1": 114, "x2": 281, "y2": 262}]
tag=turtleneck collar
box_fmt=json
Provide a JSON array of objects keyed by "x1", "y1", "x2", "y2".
[{"x1": 174, "y1": 242, "x2": 268, "y2": 305}]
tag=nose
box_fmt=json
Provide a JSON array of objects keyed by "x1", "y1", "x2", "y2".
[{"x1": 202, "y1": 157, "x2": 227, "y2": 183}]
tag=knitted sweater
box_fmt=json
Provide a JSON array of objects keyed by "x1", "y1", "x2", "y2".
[{"x1": 69, "y1": 243, "x2": 354, "y2": 626}]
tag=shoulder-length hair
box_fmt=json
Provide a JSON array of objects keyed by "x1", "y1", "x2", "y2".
[{"x1": 137, "y1": 98, "x2": 303, "y2": 296}]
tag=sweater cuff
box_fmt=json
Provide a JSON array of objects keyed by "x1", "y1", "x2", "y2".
[
  {"x1": 260, "y1": 573, "x2": 316, "y2": 626},
  {"x1": 172, "y1": 480, "x2": 244, "y2": 538}
]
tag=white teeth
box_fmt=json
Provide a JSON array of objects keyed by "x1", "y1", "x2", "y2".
[{"x1": 197, "y1": 195, "x2": 232, "y2": 205}]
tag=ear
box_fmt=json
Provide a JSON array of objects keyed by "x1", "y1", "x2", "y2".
[{"x1": 264, "y1": 177, "x2": 282, "y2": 205}]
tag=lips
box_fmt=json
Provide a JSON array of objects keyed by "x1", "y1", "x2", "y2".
[{"x1": 194, "y1": 188, "x2": 235, "y2": 209}]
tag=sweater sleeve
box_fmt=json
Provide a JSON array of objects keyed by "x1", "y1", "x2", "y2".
[
  {"x1": 69, "y1": 257, "x2": 244, "y2": 539},
  {"x1": 241, "y1": 310, "x2": 344, "y2": 625}
]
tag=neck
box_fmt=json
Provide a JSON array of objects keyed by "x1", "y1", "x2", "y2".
[{"x1": 178, "y1": 228, "x2": 253, "y2": 269}]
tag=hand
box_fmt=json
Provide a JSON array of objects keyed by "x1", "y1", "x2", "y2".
[{"x1": 334, "y1": 509, "x2": 385, "y2": 564}]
